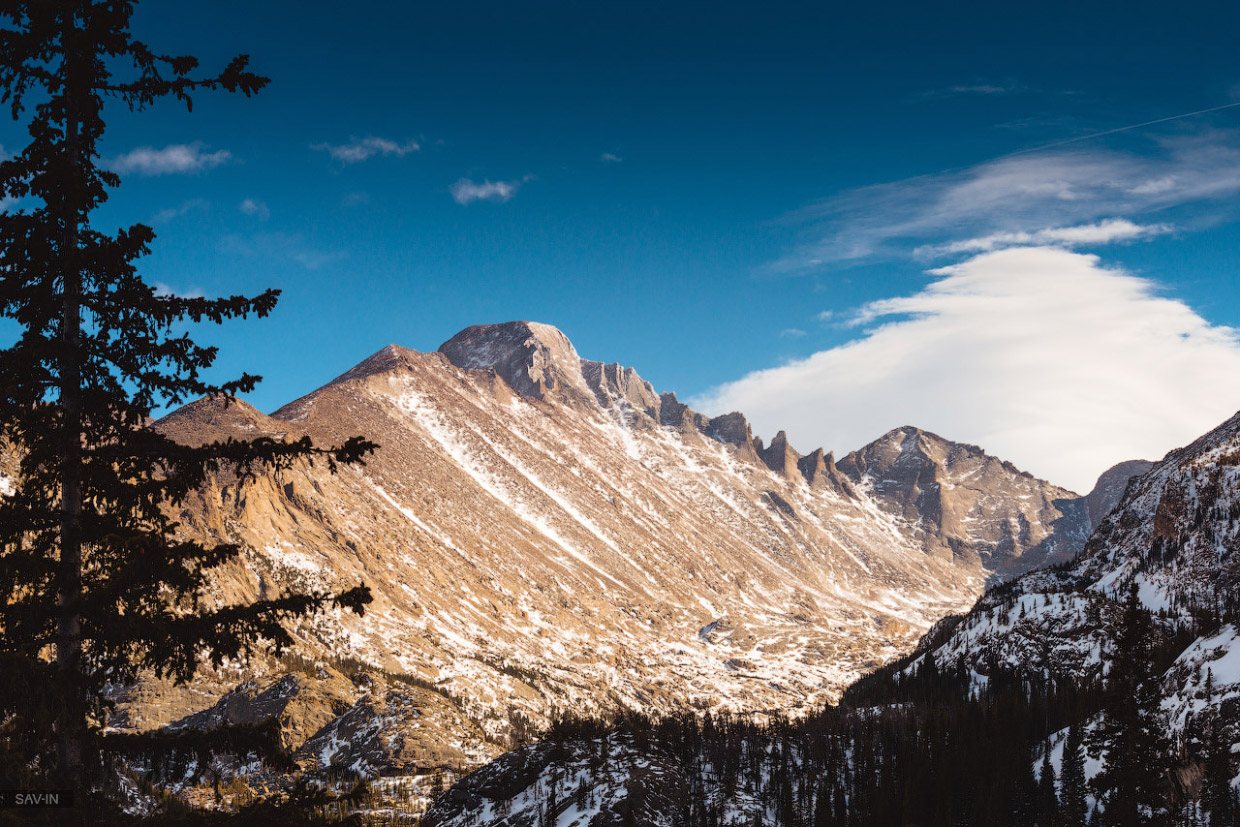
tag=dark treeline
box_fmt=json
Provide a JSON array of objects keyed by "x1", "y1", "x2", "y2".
[
  {"x1": 527, "y1": 584, "x2": 1239, "y2": 827},
  {"x1": 540, "y1": 666, "x2": 1096, "y2": 827}
]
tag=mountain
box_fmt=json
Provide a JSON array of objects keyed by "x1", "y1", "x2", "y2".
[
  {"x1": 1085, "y1": 458, "x2": 1155, "y2": 529},
  {"x1": 422, "y1": 408, "x2": 1240, "y2": 827},
  {"x1": 852, "y1": 410, "x2": 1240, "y2": 806},
  {"x1": 77, "y1": 320, "x2": 1093, "y2": 813},
  {"x1": 835, "y1": 427, "x2": 1089, "y2": 577},
  {"x1": 894, "y1": 411, "x2": 1240, "y2": 682}
]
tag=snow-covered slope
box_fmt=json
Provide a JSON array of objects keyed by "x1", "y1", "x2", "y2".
[
  {"x1": 95, "y1": 321, "x2": 1094, "y2": 811},
  {"x1": 1081, "y1": 411, "x2": 1240, "y2": 607}
]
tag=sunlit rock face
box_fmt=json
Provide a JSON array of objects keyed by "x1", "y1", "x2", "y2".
[
  {"x1": 836, "y1": 426, "x2": 1090, "y2": 576},
  {"x1": 85, "y1": 321, "x2": 1093, "y2": 811}
]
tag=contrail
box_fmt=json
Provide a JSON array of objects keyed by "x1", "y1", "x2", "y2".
[{"x1": 1007, "y1": 100, "x2": 1240, "y2": 156}]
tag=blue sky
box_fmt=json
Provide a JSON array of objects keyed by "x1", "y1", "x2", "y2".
[{"x1": 5, "y1": 0, "x2": 1240, "y2": 489}]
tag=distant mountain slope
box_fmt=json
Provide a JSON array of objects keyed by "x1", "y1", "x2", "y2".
[
  {"x1": 866, "y1": 410, "x2": 1240, "y2": 794},
  {"x1": 837, "y1": 427, "x2": 1089, "y2": 576},
  {"x1": 1085, "y1": 458, "x2": 1154, "y2": 529},
  {"x1": 46, "y1": 320, "x2": 1091, "y2": 812}
]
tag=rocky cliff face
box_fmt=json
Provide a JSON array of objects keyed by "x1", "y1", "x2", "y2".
[
  {"x1": 876, "y1": 410, "x2": 1240, "y2": 794},
  {"x1": 836, "y1": 427, "x2": 1090, "y2": 577},
  {"x1": 1085, "y1": 459, "x2": 1155, "y2": 529},
  {"x1": 67, "y1": 321, "x2": 1095, "y2": 815}
]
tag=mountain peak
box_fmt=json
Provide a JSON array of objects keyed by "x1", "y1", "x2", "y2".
[
  {"x1": 837, "y1": 425, "x2": 1087, "y2": 574},
  {"x1": 438, "y1": 321, "x2": 595, "y2": 406},
  {"x1": 1084, "y1": 458, "x2": 1154, "y2": 529},
  {"x1": 156, "y1": 394, "x2": 295, "y2": 446}
]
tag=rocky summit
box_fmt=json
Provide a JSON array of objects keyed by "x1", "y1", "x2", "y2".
[
  {"x1": 74, "y1": 321, "x2": 1101, "y2": 814},
  {"x1": 835, "y1": 427, "x2": 1089, "y2": 577}
]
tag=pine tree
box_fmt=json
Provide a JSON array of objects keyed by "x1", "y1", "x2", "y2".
[
  {"x1": 1089, "y1": 584, "x2": 1172, "y2": 827},
  {"x1": 1061, "y1": 721, "x2": 1090, "y2": 827},
  {"x1": 811, "y1": 781, "x2": 834, "y2": 827},
  {"x1": 1201, "y1": 711, "x2": 1234, "y2": 827},
  {"x1": 0, "y1": 0, "x2": 375, "y2": 804},
  {"x1": 1038, "y1": 749, "x2": 1060, "y2": 827}
]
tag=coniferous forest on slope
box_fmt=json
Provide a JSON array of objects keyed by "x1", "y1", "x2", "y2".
[{"x1": 416, "y1": 580, "x2": 1239, "y2": 827}]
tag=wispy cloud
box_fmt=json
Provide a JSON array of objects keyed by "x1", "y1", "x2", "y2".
[
  {"x1": 239, "y1": 198, "x2": 270, "y2": 220},
  {"x1": 150, "y1": 198, "x2": 209, "y2": 224},
  {"x1": 219, "y1": 232, "x2": 344, "y2": 270},
  {"x1": 920, "y1": 82, "x2": 1024, "y2": 99},
  {"x1": 771, "y1": 131, "x2": 1240, "y2": 271},
  {"x1": 695, "y1": 247, "x2": 1240, "y2": 491},
  {"x1": 313, "y1": 137, "x2": 420, "y2": 164},
  {"x1": 110, "y1": 143, "x2": 232, "y2": 176},
  {"x1": 601, "y1": 152, "x2": 623, "y2": 163},
  {"x1": 914, "y1": 218, "x2": 1172, "y2": 258},
  {"x1": 343, "y1": 192, "x2": 370, "y2": 208},
  {"x1": 450, "y1": 176, "x2": 530, "y2": 205},
  {"x1": 779, "y1": 328, "x2": 807, "y2": 338},
  {"x1": 951, "y1": 84, "x2": 1016, "y2": 94}
]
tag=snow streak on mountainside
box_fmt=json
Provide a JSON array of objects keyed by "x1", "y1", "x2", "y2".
[{"x1": 86, "y1": 321, "x2": 1093, "y2": 810}]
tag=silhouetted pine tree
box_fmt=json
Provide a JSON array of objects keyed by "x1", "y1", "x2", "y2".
[
  {"x1": 1061, "y1": 721, "x2": 1090, "y2": 827},
  {"x1": 1089, "y1": 584, "x2": 1171, "y2": 827},
  {"x1": 1038, "y1": 749, "x2": 1060, "y2": 827},
  {"x1": 0, "y1": 0, "x2": 375, "y2": 808},
  {"x1": 1201, "y1": 707, "x2": 1235, "y2": 827}
]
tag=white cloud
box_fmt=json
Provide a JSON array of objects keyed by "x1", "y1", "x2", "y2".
[
  {"x1": 239, "y1": 198, "x2": 270, "y2": 220},
  {"x1": 692, "y1": 247, "x2": 1240, "y2": 492},
  {"x1": 773, "y1": 131, "x2": 1240, "y2": 270},
  {"x1": 150, "y1": 198, "x2": 209, "y2": 224},
  {"x1": 601, "y1": 152, "x2": 623, "y2": 163},
  {"x1": 313, "y1": 137, "x2": 419, "y2": 163},
  {"x1": 914, "y1": 218, "x2": 1172, "y2": 257},
  {"x1": 110, "y1": 143, "x2": 231, "y2": 176},
  {"x1": 779, "y1": 328, "x2": 807, "y2": 338},
  {"x1": 1128, "y1": 176, "x2": 1177, "y2": 195},
  {"x1": 450, "y1": 177, "x2": 526, "y2": 205}
]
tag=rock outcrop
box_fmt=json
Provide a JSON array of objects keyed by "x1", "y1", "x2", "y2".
[{"x1": 1084, "y1": 458, "x2": 1154, "y2": 529}]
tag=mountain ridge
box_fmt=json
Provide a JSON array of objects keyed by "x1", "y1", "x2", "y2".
[
  {"x1": 55, "y1": 320, "x2": 1108, "y2": 816},
  {"x1": 421, "y1": 405, "x2": 1240, "y2": 827}
]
